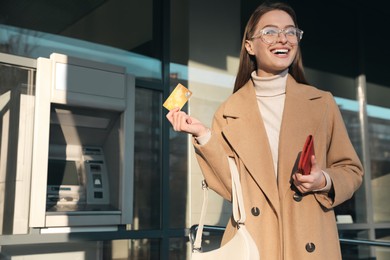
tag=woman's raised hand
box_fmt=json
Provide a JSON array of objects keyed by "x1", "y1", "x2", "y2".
[{"x1": 166, "y1": 107, "x2": 209, "y2": 137}]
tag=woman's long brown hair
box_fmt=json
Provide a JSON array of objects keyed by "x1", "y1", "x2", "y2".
[{"x1": 233, "y1": 2, "x2": 308, "y2": 93}]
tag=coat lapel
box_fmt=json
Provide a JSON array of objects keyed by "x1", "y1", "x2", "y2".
[
  {"x1": 219, "y1": 75, "x2": 328, "y2": 212},
  {"x1": 221, "y1": 80, "x2": 281, "y2": 212},
  {"x1": 278, "y1": 76, "x2": 327, "y2": 198}
]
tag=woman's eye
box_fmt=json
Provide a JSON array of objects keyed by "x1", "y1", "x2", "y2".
[
  {"x1": 263, "y1": 29, "x2": 278, "y2": 35},
  {"x1": 285, "y1": 29, "x2": 296, "y2": 36}
]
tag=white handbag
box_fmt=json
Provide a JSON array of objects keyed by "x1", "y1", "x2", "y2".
[{"x1": 191, "y1": 157, "x2": 260, "y2": 260}]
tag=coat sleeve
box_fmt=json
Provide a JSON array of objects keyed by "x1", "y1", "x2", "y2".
[
  {"x1": 192, "y1": 104, "x2": 234, "y2": 201},
  {"x1": 314, "y1": 92, "x2": 364, "y2": 208}
]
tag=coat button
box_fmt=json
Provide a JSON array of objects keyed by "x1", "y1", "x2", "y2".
[
  {"x1": 293, "y1": 192, "x2": 302, "y2": 202},
  {"x1": 251, "y1": 207, "x2": 260, "y2": 216},
  {"x1": 305, "y1": 242, "x2": 316, "y2": 253}
]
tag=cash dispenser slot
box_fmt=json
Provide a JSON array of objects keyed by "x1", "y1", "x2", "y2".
[
  {"x1": 44, "y1": 104, "x2": 122, "y2": 226},
  {"x1": 46, "y1": 145, "x2": 118, "y2": 215}
]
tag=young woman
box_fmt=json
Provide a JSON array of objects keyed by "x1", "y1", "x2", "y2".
[{"x1": 167, "y1": 2, "x2": 363, "y2": 259}]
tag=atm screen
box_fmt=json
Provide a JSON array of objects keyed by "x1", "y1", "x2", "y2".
[{"x1": 47, "y1": 159, "x2": 79, "y2": 186}]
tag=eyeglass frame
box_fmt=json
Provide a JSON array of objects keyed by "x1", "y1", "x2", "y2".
[{"x1": 250, "y1": 26, "x2": 304, "y2": 45}]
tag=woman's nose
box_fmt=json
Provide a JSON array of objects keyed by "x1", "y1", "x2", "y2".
[{"x1": 277, "y1": 32, "x2": 288, "y2": 43}]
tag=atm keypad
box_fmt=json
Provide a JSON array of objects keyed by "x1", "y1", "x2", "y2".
[{"x1": 90, "y1": 164, "x2": 104, "y2": 199}]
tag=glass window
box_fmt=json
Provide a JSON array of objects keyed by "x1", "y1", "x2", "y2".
[
  {"x1": 169, "y1": 0, "x2": 189, "y2": 229},
  {"x1": 339, "y1": 229, "x2": 371, "y2": 259},
  {"x1": 168, "y1": 122, "x2": 189, "y2": 229},
  {"x1": 368, "y1": 113, "x2": 390, "y2": 223},
  {"x1": 0, "y1": 0, "x2": 162, "y2": 82},
  {"x1": 170, "y1": 0, "x2": 189, "y2": 83},
  {"x1": 0, "y1": 0, "x2": 159, "y2": 58},
  {"x1": 103, "y1": 239, "x2": 160, "y2": 260},
  {"x1": 169, "y1": 237, "x2": 188, "y2": 260},
  {"x1": 133, "y1": 87, "x2": 162, "y2": 230},
  {"x1": 375, "y1": 229, "x2": 390, "y2": 259},
  {"x1": 0, "y1": 60, "x2": 36, "y2": 235},
  {"x1": 0, "y1": 242, "x2": 103, "y2": 259},
  {"x1": 333, "y1": 98, "x2": 366, "y2": 224},
  {"x1": 366, "y1": 82, "x2": 390, "y2": 224}
]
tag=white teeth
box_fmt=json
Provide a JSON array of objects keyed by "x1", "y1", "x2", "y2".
[{"x1": 272, "y1": 49, "x2": 288, "y2": 54}]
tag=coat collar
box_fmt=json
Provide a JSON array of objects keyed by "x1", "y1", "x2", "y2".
[{"x1": 220, "y1": 74, "x2": 325, "y2": 211}]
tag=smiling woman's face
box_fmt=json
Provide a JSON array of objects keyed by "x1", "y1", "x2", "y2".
[{"x1": 245, "y1": 10, "x2": 298, "y2": 77}]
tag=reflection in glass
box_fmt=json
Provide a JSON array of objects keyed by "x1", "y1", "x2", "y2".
[
  {"x1": 169, "y1": 124, "x2": 188, "y2": 229},
  {"x1": 334, "y1": 98, "x2": 366, "y2": 224},
  {"x1": 168, "y1": 80, "x2": 189, "y2": 229},
  {"x1": 0, "y1": 0, "x2": 161, "y2": 60},
  {"x1": 133, "y1": 88, "x2": 162, "y2": 230},
  {"x1": 1, "y1": 242, "x2": 103, "y2": 259},
  {"x1": 339, "y1": 229, "x2": 370, "y2": 259},
  {"x1": 169, "y1": 0, "x2": 190, "y2": 230},
  {"x1": 102, "y1": 239, "x2": 160, "y2": 260},
  {"x1": 375, "y1": 229, "x2": 390, "y2": 259},
  {"x1": 0, "y1": 62, "x2": 35, "y2": 235},
  {"x1": 0, "y1": 24, "x2": 163, "y2": 82},
  {"x1": 368, "y1": 114, "x2": 390, "y2": 223},
  {"x1": 169, "y1": 237, "x2": 188, "y2": 260}
]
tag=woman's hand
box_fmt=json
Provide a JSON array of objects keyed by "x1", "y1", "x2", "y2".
[
  {"x1": 166, "y1": 107, "x2": 209, "y2": 137},
  {"x1": 292, "y1": 155, "x2": 326, "y2": 194}
]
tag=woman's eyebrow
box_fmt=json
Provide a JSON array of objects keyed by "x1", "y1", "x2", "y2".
[{"x1": 260, "y1": 24, "x2": 296, "y2": 29}]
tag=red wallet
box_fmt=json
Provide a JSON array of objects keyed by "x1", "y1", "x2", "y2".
[{"x1": 297, "y1": 135, "x2": 315, "y2": 175}]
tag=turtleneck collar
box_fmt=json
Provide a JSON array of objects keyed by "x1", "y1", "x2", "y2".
[{"x1": 252, "y1": 69, "x2": 288, "y2": 97}]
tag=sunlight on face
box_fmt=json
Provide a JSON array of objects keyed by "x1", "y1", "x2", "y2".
[{"x1": 246, "y1": 10, "x2": 298, "y2": 77}]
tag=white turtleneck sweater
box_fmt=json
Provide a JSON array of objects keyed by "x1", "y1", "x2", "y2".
[
  {"x1": 196, "y1": 70, "x2": 288, "y2": 177},
  {"x1": 252, "y1": 69, "x2": 288, "y2": 177}
]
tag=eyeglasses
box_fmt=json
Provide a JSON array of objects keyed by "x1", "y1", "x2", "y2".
[{"x1": 251, "y1": 26, "x2": 304, "y2": 45}]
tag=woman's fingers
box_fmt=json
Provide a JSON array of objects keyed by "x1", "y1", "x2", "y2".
[
  {"x1": 165, "y1": 107, "x2": 208, "y2": 137},
  {"x1": 167, "y1": 108, "x2": 194, "y2": 133},
  {"x1": 172, "y1": 110, "x2": 189, "y2": 131},
  {"x1": 166, "y1": 107, "x2": 180, "y2": 123},
  {"x1": 293, "y1": 155, "x2": 326, "y2": 193}
]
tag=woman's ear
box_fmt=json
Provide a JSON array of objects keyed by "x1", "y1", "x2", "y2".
[{"x1": 245, "y1": 40, "x2": 255, "y2": 55}]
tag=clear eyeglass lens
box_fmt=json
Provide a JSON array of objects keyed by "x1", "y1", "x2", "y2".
[{"x1": 259, "y1": 27, "x2": 302, "y2": 45}]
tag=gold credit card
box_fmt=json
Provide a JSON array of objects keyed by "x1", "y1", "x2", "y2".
[{"x1": 163, "y1": 83, "x2": 192, "y2": 110}]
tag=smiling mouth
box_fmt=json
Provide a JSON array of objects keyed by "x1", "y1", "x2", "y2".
[{"x1": 271, "y1": 49, "x2": 289, "y2": 55}]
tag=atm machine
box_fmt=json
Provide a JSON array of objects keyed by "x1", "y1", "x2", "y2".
[{"x1": 29, "y1": 53, "x2": 134, "y2": 232}]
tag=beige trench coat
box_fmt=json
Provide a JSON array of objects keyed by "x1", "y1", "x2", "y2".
[{"x1": 193, "y1": 75, "x2": 363, "y2": 260}]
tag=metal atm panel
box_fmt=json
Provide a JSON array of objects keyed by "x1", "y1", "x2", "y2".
[{"x1": 29, "y1": 53, "x2": 134, "y2": 230}]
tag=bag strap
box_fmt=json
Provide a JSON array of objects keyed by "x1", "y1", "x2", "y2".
[
  {"x1": 192, "y1": 156, "x2": 246, "y2": 251},
  {"x1": 192, "y1": 180, "x2": 209, "y2": 251},
  {"x1": 229, "y1": 156, "x2": 246, "y2": 224}
]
